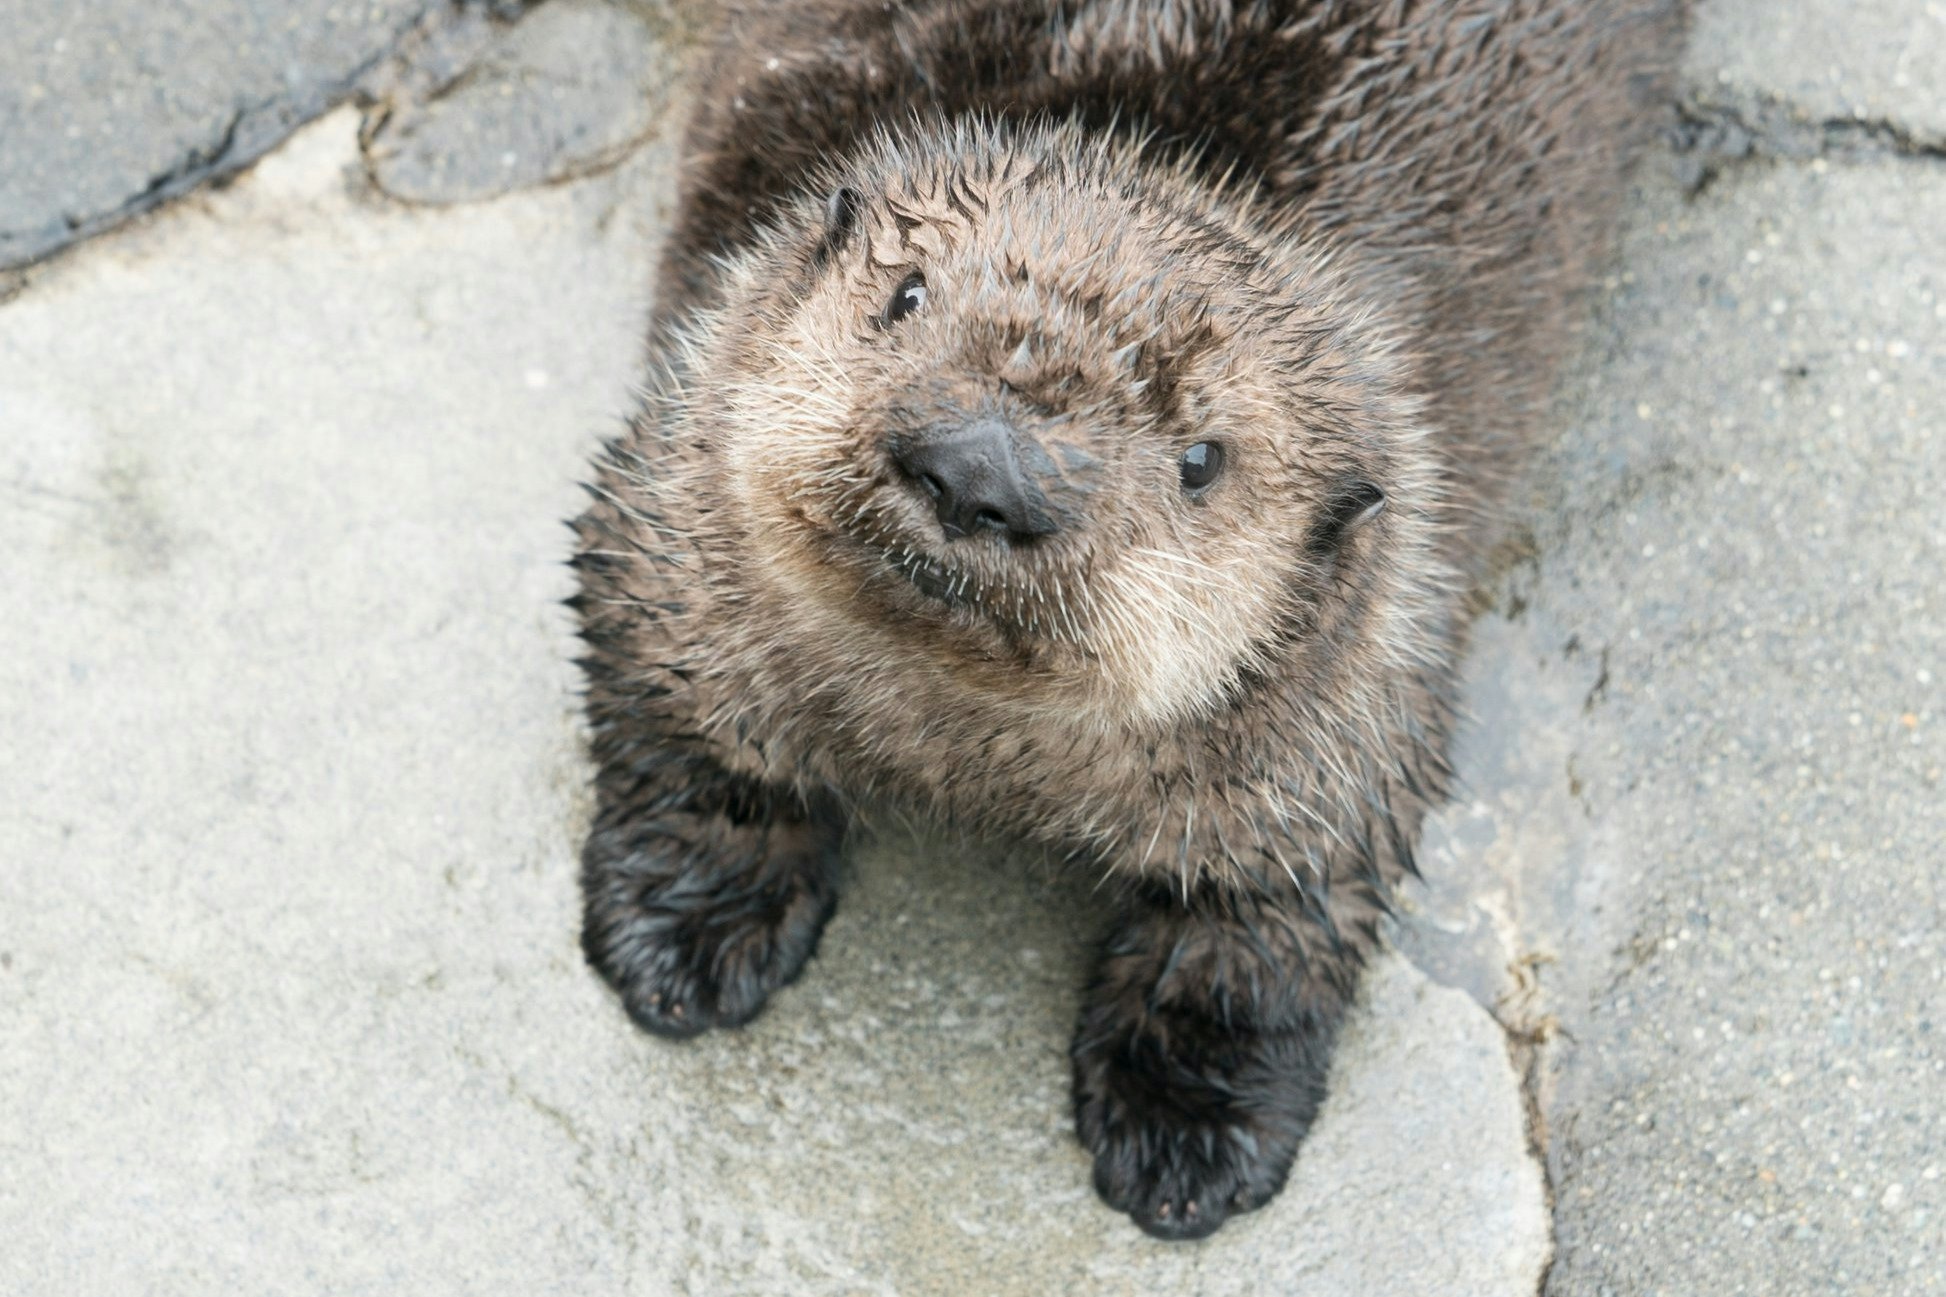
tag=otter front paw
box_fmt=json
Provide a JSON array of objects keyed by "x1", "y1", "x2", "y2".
[
  {"x1": 1072, "y1": 1017, "x2": 1326, "y2": 1240},
  {"x1": 580, "y1": 819, "x2": 839, "y2": 1038}
]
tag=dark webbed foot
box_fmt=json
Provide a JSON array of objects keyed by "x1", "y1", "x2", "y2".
[
  {"x1": 1073, "y1": 1009, "x2": 1326, "y2": 1239},
  {"x1": 1072, "y1": 882, "x2": 1366, "y2": 1239},
  {"x1": 581, "y1": 794, "x2": 842, "y2": 1038}
]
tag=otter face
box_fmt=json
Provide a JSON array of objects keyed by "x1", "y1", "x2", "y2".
[{"x1": 707, "y1": 123, "x2": 1412, "y2": 728}]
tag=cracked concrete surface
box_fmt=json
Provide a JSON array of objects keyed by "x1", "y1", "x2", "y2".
[
  {"x1": 1524, "y1": 163, "x2": 1946, "y2": 1297},
  {"x1": 1670, "y1": 99, "x2": 1946, "y2": 199},
  {"x1": 0, "y1": 0, "x2": 448, "y2": 270},
  {"x1": 1395, "y1": 3, "x2": 1946, "y2": 1291},
  {"x1": 361, "y1": 0, "x2": 696, "y2": 205},
  {"x1": 4, "y1": 0, "x2": 1942, "y2": 1291},
  {"x1": 0, "y1": 0, "x2": 707, "y2": 273},
  {"x1": 0, "y1": 109, "x2": 1548, "y2": 1294},
  {"x1": 1686, "y1": 0, "x2": 1946, "y2": 140}
]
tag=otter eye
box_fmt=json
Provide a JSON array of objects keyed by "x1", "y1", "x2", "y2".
[
  {"x1": 1179, "y1": 441, "x2": 1225, "y2": 494},
  {"x1": 882, "y1": 273, "x2": 927, "y2": 325}
]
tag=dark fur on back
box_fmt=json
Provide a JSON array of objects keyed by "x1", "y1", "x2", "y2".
[{"x1": 572, "y1": 0, "x2": 1683, "y2": 1240}]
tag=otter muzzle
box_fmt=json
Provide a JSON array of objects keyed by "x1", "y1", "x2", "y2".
[{"x1": 891, "y1": 417, "x2": 1060, "y2": 542}]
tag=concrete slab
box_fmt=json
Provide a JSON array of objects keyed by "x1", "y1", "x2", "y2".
[
  {"x1": 0, "y1": 110, "x2": 1549, "y2": 1297},
  {"x1": 0, "y1": 0, "x2": 446, "y2": 270},
  {"x1": 363, "y1": 0, "x2": 691, "y2": 206},
  {"x1": 1365, "y1": 7, "x2": 1946, "y2": 1292},
  {"x1": 1520, "y1": 150, "x2": 1946, "y2": 1297},
  {"x1": 1685, "y1": 0, "x2": 1946, "y2": 139}
]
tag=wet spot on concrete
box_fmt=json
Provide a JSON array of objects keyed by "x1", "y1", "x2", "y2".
[{"x1": 93, "y1": 451, "x2": 175, "y2": 577}]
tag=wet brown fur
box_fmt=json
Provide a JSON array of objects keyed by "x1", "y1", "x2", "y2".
[{"x1": 572, "y1": 0, "x2": 1684, "y2": 1240}]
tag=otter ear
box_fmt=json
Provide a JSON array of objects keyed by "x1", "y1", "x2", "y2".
[
  {"x1": 1335, "y1": 481, "x2": 1387, "y2": 530},
  {"x1": 1311, "y1": 480, "x2": 1387, "y2": 552},
  {"x1": 816, "y1": 185, "x2": 863, "y2": 263}
]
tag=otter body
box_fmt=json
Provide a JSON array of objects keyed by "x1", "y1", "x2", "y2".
[{"x1": 573, "y1": 0, "x2": 1681, "y2": 1239}]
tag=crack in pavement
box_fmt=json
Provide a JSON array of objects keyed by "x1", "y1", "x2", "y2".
[
  {"x1": 0, "y1": 0, "x2": 523, "y2": 275},
  {"x1": 355, "y1": 0, "x2": 700, "y2": 208},
  {"x1": 1493, "y1": 961, "x2": 1566, "y2": 1297},
  {"x1": 3, "y1": 0, "x2": 698, "y2": 282},
  {"x1": 1672, "y1": 90, "x2": 1946, "y2": 195},
  {"x1": 10, "y1": 90, "x2": 308, "y2": 274}
]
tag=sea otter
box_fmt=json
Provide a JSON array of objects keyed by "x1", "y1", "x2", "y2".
[{"x1": 570, "y1": 0, "x2": 1682, "y2": 1239}]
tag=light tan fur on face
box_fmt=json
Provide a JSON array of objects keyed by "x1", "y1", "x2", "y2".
[
  {"x1": 581, "y1": 115, "x2": 1487, "y2": 890},
  {"x1": 686, "y1": 123, "x2": 1433, "y2": 733}
]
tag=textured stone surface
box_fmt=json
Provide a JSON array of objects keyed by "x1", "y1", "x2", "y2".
[
  {"x1": 12, "y1": 0, "x2": 1941, "y2": 1290},
  {"x1": 363, "y1": 0, "x2": 689, "y2": 205},
  {"x1": 0, "y1": 111, "x2": 1548, "y2": 1296},
  {"x1": 1363, "y1": 2, "x2": 1946, "y2": 1290},
  {"x1": 1685, "y1": 0, "x2": 1946, "y2": 138},
  {"x1": 1391, "y1": 0, "x2": 1946, "y2": 1284},
  {"x1": 1523, "y1": 153, "x2": 1946, "y2": 1297},
  {"x1": 0, "y1": 0, "x2": 439, "y2": 269}
]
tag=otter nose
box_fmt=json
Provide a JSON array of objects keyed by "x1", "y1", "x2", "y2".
[{"x1": 892, "y1": 419, "x2": 1059, "y2": 541}]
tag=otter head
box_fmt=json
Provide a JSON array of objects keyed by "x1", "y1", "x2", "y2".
[{"x1": 700, "y1": 121, "x2": 1431, "y2": 729}]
